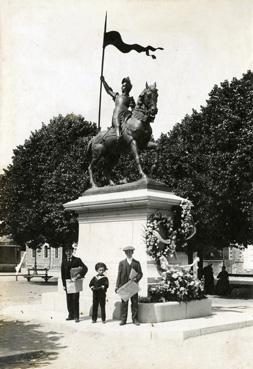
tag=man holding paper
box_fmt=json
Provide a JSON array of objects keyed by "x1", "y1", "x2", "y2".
[
  {"x1": 61, "y1": 245, "x2": 88, "y2": 322},
  {"x1": 115, "y1": 246, "x2": 143, "y2": 326}
]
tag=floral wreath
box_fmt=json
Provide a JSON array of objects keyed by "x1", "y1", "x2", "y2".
[{"x1": 145, "y1": 200, "x2": 195, "y2": 262}]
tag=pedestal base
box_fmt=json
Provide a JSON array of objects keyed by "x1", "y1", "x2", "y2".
[
  {"x1": 41, "y1": 292, "x2": 211, "y2": 323},
  {"x1": 53, "y1": 178, "x2": 186, "y2": 320},
  {"x1": 64, "y1": 178, "x2": 185, "y2": 299},
  {"x1": 138, "y1": 299, "x2": 212, "y2": 323},
  {"x1": 42, "y1": 291, "x2": 122, "y2": 320}
]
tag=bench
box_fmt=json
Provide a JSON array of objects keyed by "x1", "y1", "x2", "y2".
[
  {"x1": 23, "y1": 268, "x2": 53, "y2": 283},
  {"x1": 227, "y1": 274, "x2": 253, "y2": 296}
]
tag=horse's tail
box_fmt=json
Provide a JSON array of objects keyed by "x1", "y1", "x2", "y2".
[
  {"x1": 86, "y1": 129, "x2": 112, "y2": 163},
  {"x1": 86, "y1": 131, "x2": 105, "y2": 162}
]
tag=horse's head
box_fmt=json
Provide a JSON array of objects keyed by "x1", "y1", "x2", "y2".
[{"x1": 136, "y1": 82, "x2": 158, "y2": 122}]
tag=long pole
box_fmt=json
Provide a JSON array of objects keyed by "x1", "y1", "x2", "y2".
[
  {"x1": 98, "y1": 12, "x2": 107, "y2": 131},
  {"x1": 34, "y1": 248, "x2": 37, "y2": 272}
]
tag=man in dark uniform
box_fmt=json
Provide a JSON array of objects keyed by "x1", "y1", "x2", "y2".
[
  {"x1": 101, "y1": 75, "x2": 135, "y2": 139},
  {"x1": 61, "y1": 245, "x2": 88, "y2": 322},
  {"x1": 115, "y1": 246, "x2": 143, "y2": 326}
]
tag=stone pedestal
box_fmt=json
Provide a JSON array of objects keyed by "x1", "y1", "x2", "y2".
[{"x1": 61, "y1": 178, "x2": 185, "y2": 320}]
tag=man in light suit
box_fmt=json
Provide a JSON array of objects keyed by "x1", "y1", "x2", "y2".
[{"x1": 116, "y1": 246, "x2": 143, "y2": 326}]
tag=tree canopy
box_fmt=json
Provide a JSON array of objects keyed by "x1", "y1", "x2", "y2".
[
  {"x1": 0, "y1": 114, "x2": 97, "y2": 249},
  {"x1": 154, "y1": 70, "x2": 253, "y2": 252}
]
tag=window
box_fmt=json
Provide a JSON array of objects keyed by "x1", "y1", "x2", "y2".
[
  {"x1": 55, "y1": 248, "x2": 59, "y2": 258},
  {"x1": 44, "y1": 246, "x2": 48, "y2": 258}
]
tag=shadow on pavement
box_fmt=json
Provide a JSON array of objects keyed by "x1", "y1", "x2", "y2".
[
  {"x1": 0, "y1": 319, "x2": 66, "y2": 368},
  {"x1": 26, "y1": 280, "x2": 58, "y2": 286},
  {"x1": 212, "y1": 305, "x2": 252, "y2": 313}
]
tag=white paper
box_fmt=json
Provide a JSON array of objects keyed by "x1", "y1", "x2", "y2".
[
  {"x1": 66, "y1": 278, "x2": 83, "y2": 294},
  {"x1": 117, "y1": 280, "x2": 140, "y2": 301},
  {"x1": 129, "y1": 268, "x2": 138, "y2": 280}
]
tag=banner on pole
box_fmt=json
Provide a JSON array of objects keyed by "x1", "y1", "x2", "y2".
[{"x1": 104, "y1": 30, "x2": 163, "y2": 59}]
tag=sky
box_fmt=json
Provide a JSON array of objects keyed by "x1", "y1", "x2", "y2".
[{"x1": 0, "y1": 0, "x2": 252, "y2": 171}]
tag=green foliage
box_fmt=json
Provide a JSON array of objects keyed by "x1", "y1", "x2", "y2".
[
  {"x1": 155, "y1": 70, "x2": 253, "y2": 250},
  {"x1": 0, "y1": 114, "x2": 97, "y2": 249}
]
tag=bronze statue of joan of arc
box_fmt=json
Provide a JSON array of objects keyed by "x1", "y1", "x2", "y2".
[
  {"x1": 87, "y1": 77, "x2": 158, "y2": 187},
  {"x1": 101, "y1": 76, "x2": 136, "y2": 139}
]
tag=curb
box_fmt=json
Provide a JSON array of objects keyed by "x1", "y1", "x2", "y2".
[
  {"x1": 2, "y1": 304, "x2": 253, "y2": 342},
  {"x1": 182, "y1": 317, "x2": 253, "y2": 339}
]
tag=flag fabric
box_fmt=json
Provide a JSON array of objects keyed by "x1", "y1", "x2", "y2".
[{"x1": 103, "y1": 31, "x2": 163, "y2": 59}]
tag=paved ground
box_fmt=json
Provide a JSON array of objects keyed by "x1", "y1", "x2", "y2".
[
  {"x1": 0, "y1": 275, "x2": 58, "y2": 311},
  {"x1": 1, "y1": 275, "x2": 253, "y2": 369}
]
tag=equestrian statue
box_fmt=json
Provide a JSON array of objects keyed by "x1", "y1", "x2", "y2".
[{"x1": 87, "y1": 76, "x2": 158, "y2": 187}]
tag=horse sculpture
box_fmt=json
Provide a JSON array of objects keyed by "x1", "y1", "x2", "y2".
[{"x1": 87, "y1": 82, "x2": 158, "y2": 187}]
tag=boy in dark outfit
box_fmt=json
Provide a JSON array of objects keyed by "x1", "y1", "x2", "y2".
[
  {"x1": 61, "y1": 245, "x2": 88, "y2": 322},
  {"x1": 89, "y1": 262, "x2": 109, "y2": 323}
]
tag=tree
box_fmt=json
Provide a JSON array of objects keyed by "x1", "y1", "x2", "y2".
[
  {"x1": 1, "y1": 71, "x2": 252, "y2": 263},
  {"x1": 154, "y1": 70, "x2": 253, "y2": 256},
  {"x1": 0, "y1": 114, "x2": 97, "y2": 250}
]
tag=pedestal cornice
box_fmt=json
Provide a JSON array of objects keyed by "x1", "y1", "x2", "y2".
[{"x1": 64, "y1": 181, "x2": 183, "y2": 213}]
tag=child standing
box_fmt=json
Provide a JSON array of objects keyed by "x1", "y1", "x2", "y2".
[{"x1": 89, "y1": 262, "x2": 109, "y2": 323}]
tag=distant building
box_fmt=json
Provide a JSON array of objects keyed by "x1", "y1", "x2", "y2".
[
  {"x1": 227, "y1": 245, "x2": 253, "y2": 274},
  {"x1": 243, "y1": 246, "x2": 253, "y2": 272},
  {"x1": 25, "y1": 243, "x2": 62, "y2": 271},
  {"x1": 227, "y1": 246, "x2": 244, "y2": 273},
  {"x1": 204, "y1": 246, "x2": 253, "y2": 275},
  {"x1": 0, "y1": 236, "x2": 21, "y2": 272}
]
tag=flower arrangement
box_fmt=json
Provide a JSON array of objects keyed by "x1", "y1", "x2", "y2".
[
  {"x1": 145, "y1": 212, "x2": 176, "y2": 261},
  {"x1": 145, "y1": 200, "x2": 195, "y2": 262},
  {"x1": 179, "y1": 199, "x2": 195, "y2": 247},
  {"x1": 148, "y1": 268, "x2": 205, "y2": 302},
  {"x1": 144, "y1": 200, "x2": 202, "y2": 303}
]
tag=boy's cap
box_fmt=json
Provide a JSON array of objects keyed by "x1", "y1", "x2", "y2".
[
  {"x1": 123, "y1": 246, "x2": 135, "y2": 251},
  {"x1": 95, "y1": 262, "x2": 108, "y2": 271}
]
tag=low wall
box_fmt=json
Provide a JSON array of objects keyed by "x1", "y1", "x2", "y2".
[
  {"x1": 138, "y1": 299, "x2": 212, "y2": 323},
  {"x1": 42, "y1": 291, "x2": 211, "y2": 323}
]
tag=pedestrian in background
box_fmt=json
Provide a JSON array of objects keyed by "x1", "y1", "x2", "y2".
[
  {"x1": 216, "y1": 265, "x2": 230, "y2": 296},
  {"x1": 202, "y1": 263, "x2": 215, "y2": 294}
]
